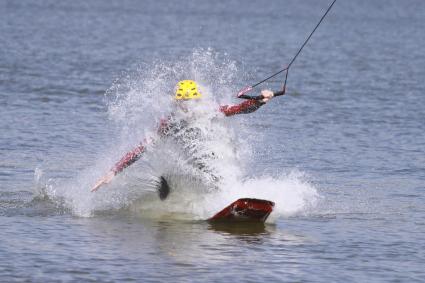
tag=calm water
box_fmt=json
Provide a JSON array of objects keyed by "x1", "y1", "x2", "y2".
[{"x1": 1, "y1": 0, "x2": 425, "y2": 282}]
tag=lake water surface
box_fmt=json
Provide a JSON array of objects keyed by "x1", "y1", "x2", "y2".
[{"x1": 1, "y1": 0, "x2": 424, "y2": 282}]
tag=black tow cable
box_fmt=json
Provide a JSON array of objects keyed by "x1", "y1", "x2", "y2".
[{"x1": 237, "y1": 0, "x2": 337, "y2": 100}]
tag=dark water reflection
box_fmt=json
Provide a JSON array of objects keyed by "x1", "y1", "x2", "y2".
[{"x1": 208, "y1": 221, "x2": 269, "y2": 237}]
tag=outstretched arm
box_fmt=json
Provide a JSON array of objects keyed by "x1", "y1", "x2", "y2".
[
  {"x1": 91, "y1": 142, "x2": 149, "y2": 192},
  {"x1": 219, "y1": 90, "x2": 274, "y2": 117},
  {"x1": 112, "y1": 143, "x2": 147, "y2": 174},
  {"x1": 91, "y1": 118, "x2": 171, "y2": 192}
]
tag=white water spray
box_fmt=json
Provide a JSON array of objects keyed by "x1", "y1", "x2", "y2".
[{"x1": 37, "y1": 49, "x2": 319, "y2": 220}]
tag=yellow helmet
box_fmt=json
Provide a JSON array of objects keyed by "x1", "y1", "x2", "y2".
[{"x1": 175, "y1": 80, "x2": 202, "y2": 100}]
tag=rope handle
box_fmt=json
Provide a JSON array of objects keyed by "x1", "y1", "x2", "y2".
[{"x1": 238, "y1": 69, "x2": 288, "y2": 100}]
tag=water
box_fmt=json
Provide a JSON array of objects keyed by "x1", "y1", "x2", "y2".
[{"x1": 1, "y1": 0, "x2": 424, "y2": 282}]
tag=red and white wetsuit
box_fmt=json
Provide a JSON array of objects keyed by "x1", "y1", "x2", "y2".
[{"x1": 112, "y1": 99, "x2": 265, "y2": 174}]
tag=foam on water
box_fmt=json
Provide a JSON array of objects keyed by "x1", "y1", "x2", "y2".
[{"x1": 35, "y1": 49, "x2": 319, "y2": 220}]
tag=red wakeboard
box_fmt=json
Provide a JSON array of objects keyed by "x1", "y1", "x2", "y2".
[{"x1": 208, "y1": 198, "x2": 275, "y2": 223}]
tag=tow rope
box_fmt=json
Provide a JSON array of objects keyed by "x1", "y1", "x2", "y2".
[{"x1": 237, "y1": 0, "x2": 337, "y2": 100}]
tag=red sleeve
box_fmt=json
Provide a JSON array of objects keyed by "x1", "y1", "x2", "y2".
[
  {"x1": 219, "y1": 100, "x2": 265, "y2": 117},
  {"x1": 112, "y1": 143, "x2": 146, "y2": 174},
  {"x1": 112, "y1": 117, "x2": 171, "y2": 175}
]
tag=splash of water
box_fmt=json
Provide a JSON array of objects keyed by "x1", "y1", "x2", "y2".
[{"x1": 36, "y1": 49, "x2": 319, "y2": 220}]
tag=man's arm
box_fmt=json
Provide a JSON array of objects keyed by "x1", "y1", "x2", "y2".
[
  {"x1": 91, "y1": 142, "x2": 148, "y2": 192},
  {"x1": 112, "y1": 143, "x2": 146, "y2": 174},
  {"x1": 91, "y1": 118, "x2": 170, "y2": 192},
  {"x1": 220, "y1": 99, "x2": 264, "y2": 116},
  {"x1": 219, "y1": 90, "x2": 274, "y2": 117}
]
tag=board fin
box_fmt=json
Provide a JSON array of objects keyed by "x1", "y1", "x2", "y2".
[
  {"x1": 157, "y1": 176, "x2": 170, "y2": 200},
  {"x1": 209, "y1": 198, "x2": 274, "y2": 223}
]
